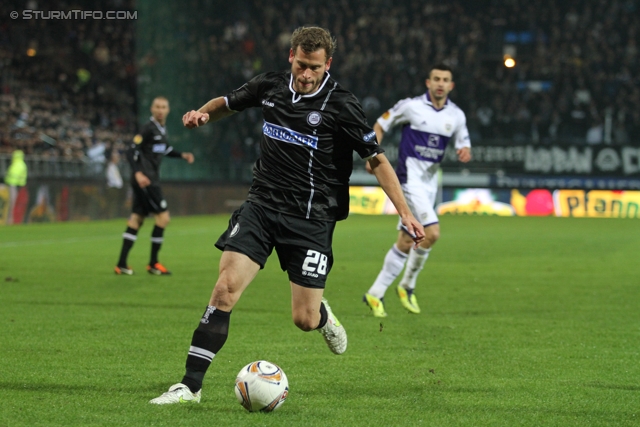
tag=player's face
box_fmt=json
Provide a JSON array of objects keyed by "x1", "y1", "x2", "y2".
[
  {"x1": 426, "y1": 70, "x2": 454, "y2": 101},
  {"x1": 150, "y1": 99, "x2": 170, "y2": 123},
  {"x1": 289, "y1": 46, "x2": 332, "y2": 95}
]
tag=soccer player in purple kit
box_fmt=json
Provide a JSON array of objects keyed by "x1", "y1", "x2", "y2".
[{"x1": 363, "y1": 64, "x2": 472, "y2": 317}]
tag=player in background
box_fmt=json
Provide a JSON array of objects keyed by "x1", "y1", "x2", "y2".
[
  {"x1": 114, "y1": 97, "x2": 195, "y2": 276},
  {"x1": 363, "y1": 64, "x2": 472, "y2": 317},
  {"x1": 149, "y1": 26, "x2": 425, "y2": 405}
]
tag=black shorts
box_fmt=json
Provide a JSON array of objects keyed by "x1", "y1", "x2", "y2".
[
  {"x1": 215, "y1": 201, "x2": 335, "y2": 289},
  {"x1": 131, "y1": 183, "x2": 168, "y2": 216}
]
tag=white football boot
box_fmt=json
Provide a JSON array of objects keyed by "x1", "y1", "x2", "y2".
[
  {"x1": 149, "y1": 383, "x2": 201, "y2": 404},
  {"x1": 318, "y1": 298, "x2": 347, "y2": 355}
]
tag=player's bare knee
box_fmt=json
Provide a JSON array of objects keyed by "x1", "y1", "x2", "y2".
[
  {"x1": 424, "y1": 225, "x2": 440, "y2": 246},
  {"x1": 156, "y1": 212, "x2": 170, "y2": 228},
  {"x1": 396, "y1": 234, "x2": 414, "y2": 253},
  {"x1": 127, "y1": 216, "x2": 143, "y2": 229}
]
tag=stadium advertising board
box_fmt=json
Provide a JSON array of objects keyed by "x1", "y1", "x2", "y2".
[
  {"x1": 553, "y1": 190, "x2": 640, "y2": 218},
  {"x1": 441, "y1": 144, "x2": 640, "y2": 178},
  {"x1": 348, "y1": 186, "x2": 398, "y2": 215},
  {"x1": 0, "y1": 181, "x2": 250, "y2": 225},
  {"x1": 439, "y1": 188, "x2": 640, "y2": 218},
  {"x1": 348, "y1": 186, "x2": 640, "y2": 218}
]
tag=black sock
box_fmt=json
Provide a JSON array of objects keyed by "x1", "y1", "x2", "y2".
[
  {"x1": 316, "y1": 301, "x2": 328, "y2": 329},
  {"x1": 117, "y1": 227, "x2": 138, "y2": 267},
  {"x1": 150, "y1": 225, "x2": 164, "y2": 265},
  {"x1": 181, "y1": 306, "x2": 231, "y2": 393}
]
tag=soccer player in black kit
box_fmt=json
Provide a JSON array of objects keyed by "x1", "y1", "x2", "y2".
[
  {"x1": 150, "y1": 27, "x2": 425, "y2": 404},
  {"x1": 114, "y1": 97, "x2": 194, "y2": 276}
]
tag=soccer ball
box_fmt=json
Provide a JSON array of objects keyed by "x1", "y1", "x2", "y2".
[{"x1": 234, "y1": 360, "x2": 289, "y2": 412}]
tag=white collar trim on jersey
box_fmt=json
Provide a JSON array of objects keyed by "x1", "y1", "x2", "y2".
[
  {"x1": 289, "y1": 72, "x2": 331, "y2": 104},
  {"x1": 150, "y1": 116, "x2": 166, "y2": 135},
  {"x1": 423, "y1": 92, "x2": 449, "y2": 112}
]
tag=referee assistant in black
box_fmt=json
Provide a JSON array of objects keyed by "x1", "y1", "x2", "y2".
[
  {"x1": 150, "y1": 27, "x2": 425, "y2": 404},
  {"x1": 115, "y1": 96, "x2": 194, "y2": 276}
]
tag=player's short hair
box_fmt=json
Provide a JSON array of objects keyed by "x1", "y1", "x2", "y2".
[
  {"x1": 290, "y1": 27, "x2": 336, "y2": 60},
  {"x1": 429, "y1": 64, "x2": 454, "y2": 80},
  {"x1": 152, "y1": 96, "x2": 169, "y2": 105}
]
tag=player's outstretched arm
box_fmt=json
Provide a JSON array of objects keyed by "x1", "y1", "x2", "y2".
[
  {"x1": 183, "y1": 96, "x2": 236, "y2": 129},
  {"x1": 368, "y1": 153, "x2": 425, "y2": 246},
  {"x1": 365, "y1": 122, "x2": 386, "y2": 175},
  {"x1": 181, "y1": 152, "x2": 195, "y2": 164}
]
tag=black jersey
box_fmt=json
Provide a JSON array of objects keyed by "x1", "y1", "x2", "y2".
[
  {"x1": 127, "y1": 117, "x2": 179, "y2": 183},
  {"x1": 226, "y1": 71, "x2": 384, "y2": 221}
]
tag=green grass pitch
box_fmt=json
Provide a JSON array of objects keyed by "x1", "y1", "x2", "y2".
[{"x1": 0, "y1": 214, "x2": 638, "y2": 426}]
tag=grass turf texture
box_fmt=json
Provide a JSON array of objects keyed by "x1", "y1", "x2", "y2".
[{"x1": 0, "y1": 214, "x2": 638, "y2": 426}]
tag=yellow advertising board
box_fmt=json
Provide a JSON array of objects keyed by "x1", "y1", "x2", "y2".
[
  {"x1": 553, "y1": 190, "x2": 640, "y2": 218},
  {"x1": 349, "y1": 186, "x2": 640, "y2": 218},
  {"x1": 349, "y1": 186, "x2": 397, "y2": 215}
]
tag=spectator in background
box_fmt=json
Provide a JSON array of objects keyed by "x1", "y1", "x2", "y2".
[
  {"x1": 106, "y1": 149, "x2": 124, "y2": 219},
  {"x1": 4, "y1": 149, "x2": 28, "y2": 225},
  {"x1": 2, "y1": 0, "x2": 639, "y2": 163},
  {"x1": 87, "y1": 139, "x2": 107, "y2": 174},
  {"x1": 586, "y1": 118, "x2": 604, "y2": 145}
]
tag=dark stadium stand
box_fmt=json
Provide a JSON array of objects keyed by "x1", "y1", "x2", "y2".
[{"x1": 1, "y1": 0, "x2": 639, "y2": 178}]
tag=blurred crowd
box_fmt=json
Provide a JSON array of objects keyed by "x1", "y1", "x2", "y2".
[
  {"x1": 147, "y1": 0, "x2": 639, "y2": 154},
  {"x1": 0, "y1": 0, "x2": 136, "y2": 163},
  {"x1": 2, "y1": 0, "x2": 639, "y2": 173}
]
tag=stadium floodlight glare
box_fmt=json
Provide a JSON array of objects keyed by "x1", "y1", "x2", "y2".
[{"x1": 504, "y1": 56, "x2": 516, "y2": 68}]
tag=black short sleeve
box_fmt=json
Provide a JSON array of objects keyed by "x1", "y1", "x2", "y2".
[
  {"x1": 337, "y1": 95, "x2": 385, "y2": 160},
  {"x1": 226, "y1": 73, "x2": 270, "y2": 112}
]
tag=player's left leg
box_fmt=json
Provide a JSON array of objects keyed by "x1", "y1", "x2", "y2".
[
  {"x1": 150, "y1": 201, "x2": 272, "y2": 405},
  {"x1": 395, "y1": 181, "x2": 440, "y2": 314},
  {"x1": 147, "y1": 210, "x2": 171, "y2": 275},
  {"x1": 115, "y1": 213, "x2": 145, "y2": 275},
  {"x1": 150, "y1": 251, "x2": 261, "y2": 404}
]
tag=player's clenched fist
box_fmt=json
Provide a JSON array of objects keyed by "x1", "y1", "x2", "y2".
[{"x1": 182, "y1": 110, "x2": 209, "y2": 128}]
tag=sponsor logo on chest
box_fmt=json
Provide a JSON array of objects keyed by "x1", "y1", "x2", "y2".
[
  {"x1": 152, "y1": 143, "x2": 167, "y2": 153},
  {"x1": 263, "y1": 121, "x2": 318, "y2": 149}
]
